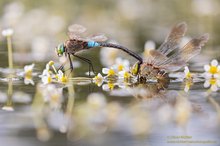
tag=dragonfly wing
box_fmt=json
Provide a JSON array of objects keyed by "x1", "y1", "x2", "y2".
[
  {"x1": 68, "y1": 32, "x2": 81, "y2": 40},
  {"x1": 179, "y1": 33, "x2": 209, "y2": 62},
  {"x1": 86, "y1": 33, "x2": 108, "y2": 42},
  {"x1": 68, "y1": 24, "x2": 87, "y2": 34},
  {"x1": 157, "y1": 22, "x2": 187, "y2": 55},
  {"x1": 148, "y1": 50, "x2": 168, "y2": 65},
  {"x1": 158, "y1": 33, "x2": 209, "y2": 69},
  {"x1": 160, "y1": 60, "x2": 186, "y2": 72}
]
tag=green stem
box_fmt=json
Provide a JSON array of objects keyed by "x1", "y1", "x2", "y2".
[
  {"x1": 7, "y1": 36, "x2": 13, "y2": 69},
  {"x1": 6, "y1": 79, "x2": 13, "y2": 106}
]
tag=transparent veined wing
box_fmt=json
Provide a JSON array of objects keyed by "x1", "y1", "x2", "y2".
[
  {"x1": 68, "y1": 24, "x2": 87, "y2": 40},
  {"x1": 147, "y1": 50, "x2": 168, "y2": 65},
  {"x1": 158, "y1": 33, "x2": 209, "y2": 71},
  {"x1": 68, "y1": 24, "x2": 87, "y2": 34},
  {"x1": 86, "y1": 33, "x2": 108, "y2": 42},
  {"x1": 160, "y1": 60, "x2": 186, "y2": 72},
  {"x1": 157, "y1": 22, "x2": 187, "y2": 56},
  {"x1": 179, "y1": 33, "x2": 209, "y2": 62}
]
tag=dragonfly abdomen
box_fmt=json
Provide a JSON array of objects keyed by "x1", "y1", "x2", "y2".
[
  {"x1": 87, "y1": 41, "x2": 100, "y2": 47},
  {"x1": 99, "y1": 43, "x2": 143, "y2": 63}
]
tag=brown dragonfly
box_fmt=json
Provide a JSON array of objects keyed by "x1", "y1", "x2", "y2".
[{"x1": 131, "y1": 22, "x2": 209, "y2": 82}]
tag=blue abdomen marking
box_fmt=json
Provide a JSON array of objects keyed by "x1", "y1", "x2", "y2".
[{"x1": 88, "y1": 41, "x2": 100, "y2": 47}]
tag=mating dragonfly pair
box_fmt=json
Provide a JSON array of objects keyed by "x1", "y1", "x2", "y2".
[{"x1": 55, "y1": 22, "x2": 209, "y2": 81}]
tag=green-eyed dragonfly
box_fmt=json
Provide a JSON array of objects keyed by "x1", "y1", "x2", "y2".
[
  {"x1": 131, "y1": 22, "x2": 209, "y2": 82},
  {"x1": 55, "y1": 24, "x2": 143, "y2": 75}
]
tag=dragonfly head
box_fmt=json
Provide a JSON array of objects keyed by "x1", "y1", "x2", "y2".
[
  {"x1": 55, "y1": 43, "x2": 65, "y2": 57},
  {"x1": 131, "y1": 62, "x2": 140, "y2": 76}
]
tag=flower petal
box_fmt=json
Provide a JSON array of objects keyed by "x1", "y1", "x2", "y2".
[
  {"x1": 211, "y1": 59, "x2": 218, "y2": 66},
  {"x1": 102, "y1": 84, "x2": 109, "y2": 91},
  {"x1": 184, "y1": 66, "x2": 189, "y2": 74},
  {"x1": 184, "y1": 85, "x2": 190, "y2": 92},
  {"x1": 211, "y1": 85, "x2": 218, "y2": 92},
  {"x1": 204, "y1": 65, "x2": 210, "y2": 71},
  {"x1": 102, "y1": 68, "x2": 110, "y2": 74},
  {"x1": 204, "y1": 73, "x2": 212, "y2": 79},
  {"x1": 213, "y1": 74, "x2": 219, "y2": 79},
  {"x1": 204, "y1": 80, "x2": 210, "y2": 88}
]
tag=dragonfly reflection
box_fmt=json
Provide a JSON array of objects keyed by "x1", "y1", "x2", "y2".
[
  {"x1": 131, "y1": 22, "x2": 209, "y2": 82},
  {"x1": 55, "y1": 24, "x2": 142, "y2": 75}
]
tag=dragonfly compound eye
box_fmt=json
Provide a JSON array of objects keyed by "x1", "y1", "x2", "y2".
[{"x1": 55, "y1": 43, "x2": 64, "y2": 57}]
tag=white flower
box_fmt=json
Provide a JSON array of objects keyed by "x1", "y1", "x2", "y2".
[
  {"x1": 204, "y1": 59, "x2": 220, "y2": 78},
  {"x1": 118, "y1": 70, "x2": 133, "y2": 79},
  {"x1": 41, "y1": 84, "x2": 63, "y2": 109},
  {"x1": 39, "y1": 63, "x2": 52, "y2": 84},
  {"x1": 102, "y1": 82, "x2": 115, "y2": 91},
  {"x1": 39, "y1": 64, "x2": 50, "y2": 77},
  {"x1": 23, "y1": 63, "x2": 35, "y2": 85},
  {"x1": 93, "y1": 73, "x2": 104, "y2": 87},
  {"x1": 112, "y1": 58, "x2": 130, "y2": 72},
  {"x1": 143, "y1": 40, "x2": 155, "y2": 58},
  {"x1": 184, "y1": 66, "x2": 192, "y2": 79},
  {"x1": 204, "y1": 78, "x2": 220, "y2": 92},
  {"x1": 24, "y1": 77, "x2": 34, "y2": 85},
  {"x1": 24, "y1": 63, "x2": 35, "y2": 76},
  {"x1": 2, "y1": 28, "x2": 14, "y2": 37},
  {"x1": 41, "y1": 72, "x2": 52, "y2": 84},
  {"x1": 57, "y1": 70, "x2": 68, "y2": 83},
  {"x1": 184, "y1": 81, "x2": 193, "y2": 92},
  {"x1": 102, "y1": 68, "x2": 116, "y2": 76}
]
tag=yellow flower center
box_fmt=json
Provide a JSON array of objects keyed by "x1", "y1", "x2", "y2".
[
  {"x1": 94, "y1": 75, "x2": 102, "y2": 83},
  {"x1": 108, "y1": 69, "x2": 115, "y2": 76},
  {"x1": 60, "y1": 76, "x2": 68, "y2": 83},
  {"x1": 47, "y1": 76, "x2": 52, "y2": 83},
  {"x1": 118, "y1": 64, "x2": 124, "y2": 71},
  {"x1": 209, "y1": 78, "x2": 216, "y2": 85},
  {"x1": 124, "y1": 72, "x2": 131, "y2": 79},
  {"x1": 25, "y1": 70, "x2": 32, "y2": 77},
  {"x1": 55, "y1": 74, "x2": 59, "y2": 79},
  {"x1": 209, "y1": 66, "x2": 218, "y2": 74},
  {"x1": 185, "y1": 72, "x2": 192, "y2": 79},
  {"x1": 108, "y1": 82, "x2": 115, "y2": 90},
  {"x1": 48, "y1": 61, "x2": 54, "y2": 66}
]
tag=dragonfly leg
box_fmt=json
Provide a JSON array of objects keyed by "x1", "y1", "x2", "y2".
[
  {"x1": 72, "y1": 54, "x2": 95, "y2": 76},
  {"x1": 58, "y1": 64, "x2": 64, "y2": 72},
  {"x1": 68, "y1": 53, "x2": 74, "y2": 72}
]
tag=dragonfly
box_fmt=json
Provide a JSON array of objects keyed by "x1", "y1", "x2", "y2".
[
  {"x1": 131, "y1": 22, "x2": 209, "y2": 82},
  {"x1": 55, "y1": 24, "x2": 143, "y2": 75}
]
